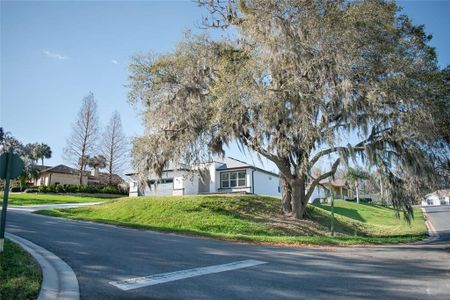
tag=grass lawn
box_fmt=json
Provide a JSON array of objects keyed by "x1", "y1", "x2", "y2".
[
  {"x1": 35, "y1": 194, "x2": 427, "y2": 246},
  {"x1": 1, "y1": 193, "x2": 123, "y2": 206},
  {"x1": 0, "y1": 239, "x2": 41, "y2": 300}
]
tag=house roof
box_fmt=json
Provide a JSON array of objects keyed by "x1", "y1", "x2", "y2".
[
  {"x1": 40, "y1": 164, "x2": 123, "y2": 183},
  {"x1": 34, "y1": 165, "x2": 52, "y2": 171},
  {"x1": 319, "y1": 178, "x2": 350, "y2": 188},
  {"x1": 426, "y1": 189, "x2": 450, "y2": 198},
  {"x1": 88, "y1": 172, "x2": 124, "y2": 183},
  {"x1": 214, "y1": 157, "x2": 279, "y2": 177},
  {"x1": 40, "y1": 164, "x2": 86, "y2": 175},
  {"x1": 125, "y1": 156, "x2": 280, "y2": 177}
]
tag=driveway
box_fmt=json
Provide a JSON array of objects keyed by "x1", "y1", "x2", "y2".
[{"x1": 5, "y1": 205, "x2": 450, "y2": 299}]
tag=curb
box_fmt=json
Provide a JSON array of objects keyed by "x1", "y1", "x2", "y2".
[
  {"x1": 420, "y1": 207, "x2": 440, "y2": 243},
  {"x1": 6, "y1": 233, "x2": 79, "y2": 300}
]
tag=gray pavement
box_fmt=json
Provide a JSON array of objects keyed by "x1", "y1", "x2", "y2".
[{"x1": 5, "y1": 205, "x2": 450, "y2": 299}]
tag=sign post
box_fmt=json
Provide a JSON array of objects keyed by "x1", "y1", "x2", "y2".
[
  {"x1": 0, "y1": 148, "x2": 24, "y2": 253},
  {"x1": 330, "y1": 190, "x2": 335, "y2": 237}
]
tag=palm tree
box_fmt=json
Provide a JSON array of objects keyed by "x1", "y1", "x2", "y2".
[
  {"x1": 87, "y1": 155, "x2": 107, "y2": 173},
  {"x1": 344, "y1": 167, "x2": 370, "y2": 204},
  {"x1": 33, "y1": 143, "x2": 52, "y2": 166}
]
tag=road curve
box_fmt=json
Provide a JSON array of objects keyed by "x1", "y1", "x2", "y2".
[{"x1": 5, "y1": 205, "x2": 450, "y2": 299}]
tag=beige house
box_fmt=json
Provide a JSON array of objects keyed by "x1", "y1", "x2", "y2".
[
  {"x1": 33, "y1": 164, "x2": 123, "y2": 187},
  {"x1": 319, "y1": 178, "x2": 353, "y2": 199},
  {"x1": 35, "y1": 165, "x2": 88, "y2": 186}
]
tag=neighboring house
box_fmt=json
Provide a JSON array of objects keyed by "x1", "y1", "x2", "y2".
[
  {"x1": 307, "y1": 178, "x2": 353, "y2": 203},
  {"x1": 422, "y1": 189, "x2": 450, "y2": 206},
  {"x1": 33, "y1": 164, "x2": 123, "y2": 187},
  {"x1": 126, "y1": 157, "x2": 281, "y2": 197}
]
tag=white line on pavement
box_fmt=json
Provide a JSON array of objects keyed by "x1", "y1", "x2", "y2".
[{"x1": 109, "y1": 259, "x2": 267, "y2": 291}]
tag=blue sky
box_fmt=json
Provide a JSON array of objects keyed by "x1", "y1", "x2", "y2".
[{"x1": 1, "y1": 0, "x2": 449, "y2": 173}]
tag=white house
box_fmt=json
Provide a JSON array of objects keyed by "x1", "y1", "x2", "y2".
[
  {"x1": 422, "y1": 189, "x2": 450, "y2": 206},
  {"x1": 126, "y1": 157, "x2": 281, "y2": 197}
]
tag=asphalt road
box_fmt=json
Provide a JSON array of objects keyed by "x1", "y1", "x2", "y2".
[{"x1": 5, "y1": 205, "x2": 450, "y2": 299}]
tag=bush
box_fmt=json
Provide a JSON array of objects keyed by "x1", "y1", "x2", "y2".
[
  {"x1": 38, "y1": 185, "x2": 48, "y2": 193},
  {"x1": 64, "y1": 184, "x2": 78, "y2": 193},
  {"x1": 346, "y1": 197, "x2": 372, "y2": 203},
  {"x1": 47, "y1": 185, "x2": 56, "y2": 193},
  {"x1": 55, "y1": 184, "x2": 65, "y2": 193},
  {"x1": 101, "y1": 186, "x2": 118, "y2": 194},
  {"x1": 24, "y1": 188, "x2": 39, "y2": 193},
  {"x1": 10, "y1": 186, "x2": 23, "y2": 192}
]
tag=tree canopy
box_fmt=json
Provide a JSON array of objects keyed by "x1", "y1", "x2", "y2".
[{"x1": 129, "y1": 0, "x2": 449, "y2": 219}]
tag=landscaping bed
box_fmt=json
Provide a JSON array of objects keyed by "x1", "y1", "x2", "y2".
[
  {"x1": 0, "y1": 239, "x2": 41, "y2": 300},
  {"x1": 35, "y1": 194, "x2": 427, "y2": 246}
]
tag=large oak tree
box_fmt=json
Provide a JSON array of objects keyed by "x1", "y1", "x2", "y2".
[{"x1": 129, "y1": 0, "x2": 449, "y2": 219}]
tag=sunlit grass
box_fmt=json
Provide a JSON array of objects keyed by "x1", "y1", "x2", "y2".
[
  {"x1": 36, "y1": 195, "x2": 427, "y2": 245},
  {"x1": 0, "y1": 239, "x2": 41, "y2": 300},
  {"x1": 1, "y1": 193, "x2": 122, "y2": 206}
]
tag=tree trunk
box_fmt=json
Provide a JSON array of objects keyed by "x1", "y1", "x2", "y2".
[
  {"x1": 41, "y1": 158, "x2": 44, "y2": 166},
  {"x1": 291, "y1": 178, "x2": 308, "y2": 219},
  {"x1": 280, "y1": 175, "x2": 292, "y2": 214},
  {"x1": 379, "y1": 177, "x2": 385, "y2": 206}
]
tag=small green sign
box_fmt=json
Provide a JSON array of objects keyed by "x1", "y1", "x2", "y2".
[{"x1": 0, "y1": 152, "x2": 24, "y2": 179}]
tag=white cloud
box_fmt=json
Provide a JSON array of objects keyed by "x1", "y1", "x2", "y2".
[
  {"x1": 42, "y1": 50, "x2": 68, "y2": 60},
  {"x1": 111, "y1": 59, "x2": 119, "y2": 65}
]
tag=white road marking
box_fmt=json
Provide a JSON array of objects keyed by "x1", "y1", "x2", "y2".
[{"x1": 109, "y1": 259, "x2": 267, "y2": 291}]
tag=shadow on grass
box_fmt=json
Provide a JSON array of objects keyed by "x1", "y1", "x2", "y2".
[
  {"x1": 313, "y1": 203, "x2": 366, "y2": 222},
  {"x1": 196, "y1": 196, "x2": 368, "y2": 237}
]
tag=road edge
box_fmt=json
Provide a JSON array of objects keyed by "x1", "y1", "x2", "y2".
[
  {"x1": 6, "y1": 232, "x2": 80, "y2": 300},
  {"x1": 420, "y1": 207, "x2": 440, "y2": 243}
]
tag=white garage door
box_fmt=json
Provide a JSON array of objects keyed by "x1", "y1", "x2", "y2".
[{"x1": 146, "y1": 178, "x2": 174, "y2": 196}]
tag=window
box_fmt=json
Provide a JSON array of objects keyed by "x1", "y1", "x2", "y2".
[
  {"x1": 147, "y1": 178, "x2": 174, "y2": 186},
  {"x1": 220, "y1": 172, "x2": 229, "y2": 188},
  {"x1": 220, "y1": 171, "x2": 246, "y2": 188}
]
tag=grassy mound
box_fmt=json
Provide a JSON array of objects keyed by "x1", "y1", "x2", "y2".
[
  {"x1": 0, "y1": 239, "x2": 41, "y2": 300},
  {"x1": 36, "y1": 194, "x2": 427, "y2": 245},
  {"x1": 1, "y1": 193, "x2": 121, "y2": 206}
]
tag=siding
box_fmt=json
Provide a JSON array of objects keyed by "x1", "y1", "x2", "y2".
[{"x1": 252, "y1": 170, "x2": 280, "y2": 197}]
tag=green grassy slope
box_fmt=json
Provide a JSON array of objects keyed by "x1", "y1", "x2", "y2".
[
  {"x1": 36, "y1": 194, "x2": 427, "y2": 245},
  {"x1": 0, "y1": 239, "x2": 41, "y2": 300},
  {"x1": 1, "y1": 193, "x2": 122, "y2": 206}
]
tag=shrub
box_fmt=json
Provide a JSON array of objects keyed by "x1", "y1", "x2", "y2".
[
  {"x1": 346, "y1": 197, "x2": 372, "y2": 203},
  {"x1": 10, "y1": 186, "x2": 23, "y2": 192},
  {"x1": 64, "y1": 184, "x2": 78, "y2": 193},
  {"x1": 39, "y1": 185, "x2": 48, "y2": 193},
  {"x1": 102, "y1": 186, "x2": 118, "y2": 194},
  {"x1": 47, "y1": 185, "x2": 56, "y2": 193},
  {"x1": 55, "y1": 184, "x2": 65, "y2": 193},
  {"x1": 77, "y1": 185, "x2": 95, "y2": 193},
  {"x1": 24, "y1": 188, "x2": 39, "y2": 193}
]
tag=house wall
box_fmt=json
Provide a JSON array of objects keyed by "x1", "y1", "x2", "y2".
[
  {"x1": 128, "y1": 180, "x2": 139, "y2": 197},
  {"x1": 252, "y1": 170, "x2": 281, "y2": 197},
  {"x1": 144, "y1": 170, "x2": 177, "y2": 196},
  {"x1": 216, "y1": 167, "x2": 253, "y2": 194},
  {"x1": 422, "y1": 195, "x2": 449, "y2": 206},
  {"x1": 135, "y1": 170, "x2": 201, "y2": 196},
  {"x1": 37, "y1": 173, "x2": 88, "y2": 186},
  {"x1": 308, "y1": 186, "x2": 329, "y2": 203}
]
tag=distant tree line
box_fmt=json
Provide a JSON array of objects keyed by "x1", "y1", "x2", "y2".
[{"x1": 0, "y1": 127, "x2": 52, "y2": 189}]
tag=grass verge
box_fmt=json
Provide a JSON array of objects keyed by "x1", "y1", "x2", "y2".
[
  {"x1": 0, "y1": 239, "x2": 41, "y2": 300},
  {"x1": 1, "y1": 193, "x2": 123, "y2": 206},
  {"x1": 36, "y1": 194, "x2": 427, "y2": 246}
]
